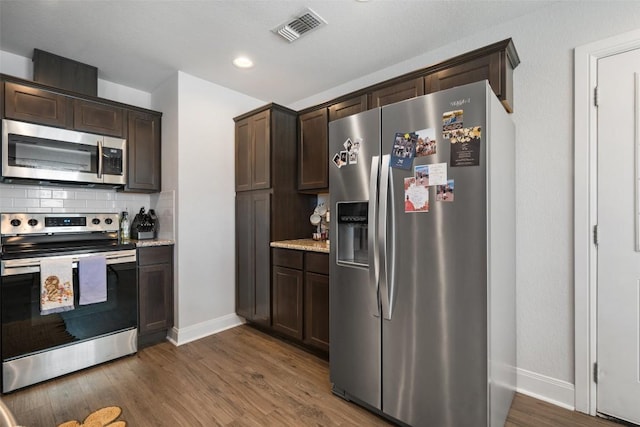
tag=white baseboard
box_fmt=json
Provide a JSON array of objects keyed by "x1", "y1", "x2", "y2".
[
  {"x1": 166, "y1": 313, "x2": 246, "y2": 346},
  {"x1": 516, "y1": 367, "x2": 575, "y2": 410}
]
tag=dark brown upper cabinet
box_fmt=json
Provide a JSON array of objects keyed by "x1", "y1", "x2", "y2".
[
  {"x1": 294, "y1": 39, "x2": 519, "y2": 197},
  {"x1": 298, "y1": 107, "x2": 329, "y2": 192},
  {"x1": 328, "y1": 94, "x2": 368, "y2": 122},
  {"x1": 425, "y1": 40, "x2": 519, "y2": 112},
  {"x1": 3, "y1": 81, "x2": 70, "y2": 128},
  {"x1": 369, "y1": 77, "x2": 425, "y2": 109},
  {"x1": 234, "y1": 109, "x2": 271, "y2": 192},
  {"x1": 235, "y1": 117, "x2": 252, "y2": 192},
  {"x1": 73, "y1": 99, "x2": 125, "y2": 138},
  {"x1": 125, "y1": 110, "x2": 161, "y2": 193},
  {"x1": 2, "y1": 74, "x2": 163, "y2": 194},
  {"x1": 250, "y1": 110, "x2": 271, "y2": 190}
]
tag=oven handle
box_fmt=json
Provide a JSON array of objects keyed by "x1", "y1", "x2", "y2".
[{"x1": 1, "y1": 249, "x2": 137, "y2": 277}]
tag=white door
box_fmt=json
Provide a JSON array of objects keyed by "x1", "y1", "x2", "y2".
[{"x1": 597, "y1": 47, "x2": 640, "y2": 425}]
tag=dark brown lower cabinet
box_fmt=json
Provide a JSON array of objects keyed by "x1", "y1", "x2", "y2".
[
  {"x1": 304, "y1": 271, "x2": 329, "y2": 352},
  {"x1": 236, "y1": 191, "x2": 271, "y2": 326},
  {"x1": 272, "y1": 248, "x2": 329, "y2": 353},
  {"x1": 272, "y1": 266, "x2": 303, "y2": 339},
  {"x1": 138, "y1": 245, "x2": 174, "y2": 347}
]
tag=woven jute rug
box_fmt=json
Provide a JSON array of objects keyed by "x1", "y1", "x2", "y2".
[{"x1": 57, "y1": 405, "x2": 126, "y2": 427}]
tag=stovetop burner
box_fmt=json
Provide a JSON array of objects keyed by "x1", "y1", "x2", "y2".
[{"x1": 1, "y1": 213, "x2": 129, "y2": 260}]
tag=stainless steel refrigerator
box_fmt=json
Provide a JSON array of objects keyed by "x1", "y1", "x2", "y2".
[{"x1": 329, "y1": 81, "x2": 515, "y2": 427}]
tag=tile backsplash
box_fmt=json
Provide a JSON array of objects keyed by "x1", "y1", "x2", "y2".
[
  {"x1": 0, "y1": 183, "x2": 176, "y2": 240},
  {"x1": 0, "y1": 182, "x2": 151, "y2": 215},
  {"x1": 151, "y1": 190, "x2": 175, "y2": 240}
]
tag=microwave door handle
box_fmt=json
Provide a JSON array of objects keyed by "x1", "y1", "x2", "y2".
[{"x1": 97, "y1": 140, "x2": 103, "y2": 179}]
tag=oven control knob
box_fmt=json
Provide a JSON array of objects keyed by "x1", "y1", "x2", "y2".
[
  {"x1": 27, "y1": 219, "x2": 38, "y2": 227},
  {"x1": 10, "y1": 219, "x2": 21, "y2": 227},
  {"x1": 104, "y1": 218, "x2": 113, "y2": 225},
  {"x1": 92, "y1": 218, "x2": 101, "y2": 225}
]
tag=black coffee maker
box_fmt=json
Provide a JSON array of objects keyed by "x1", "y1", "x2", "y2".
[{"x1": 130, "y1": 207, "x2": 157, "y2": 240}]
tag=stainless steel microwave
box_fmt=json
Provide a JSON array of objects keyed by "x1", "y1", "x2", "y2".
[{"x1": 1, "y1": 119, "x2": 126, "y2": 186}]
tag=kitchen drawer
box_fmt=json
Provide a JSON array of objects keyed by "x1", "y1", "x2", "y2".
[
  {"x1": 272, "y1": 248, "x2": 303, "y2": 270},
  {"x1": 138, "y1": 245, "x2": 173, "y2": 266},
  {"x1": 305, "y1": 252, "x2": 329, "y2": 275}
]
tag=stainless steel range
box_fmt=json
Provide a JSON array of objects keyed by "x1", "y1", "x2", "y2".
[{"x1": 0, "y1": 212, "x2": 138, "y2": 392}]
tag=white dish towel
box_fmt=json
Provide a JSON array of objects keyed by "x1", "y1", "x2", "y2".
[
  {"x1": 79, "y1": 255, "x2": 107, "y2": 305},
  {"x1": 40, "y1": 257, "x2": 74, "y2": 315}
]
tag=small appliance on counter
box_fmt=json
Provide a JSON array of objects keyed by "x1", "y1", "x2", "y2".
[{"x1": 130, "y1": 207, "x2": 157, "y2": 240}]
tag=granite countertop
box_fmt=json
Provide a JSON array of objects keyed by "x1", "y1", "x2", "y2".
[
  {"x1": 130, "y1": 238, "x2": 175, "y2": 247},
  {"x1": 270, "y1": 239, "x2": 329, "y2": 253}
]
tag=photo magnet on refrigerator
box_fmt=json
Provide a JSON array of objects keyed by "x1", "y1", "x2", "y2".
[
  {"x1": 404, "y1": 177, "x2": 429, "y2": 213},
  {"x1": 391, "y1": 132, "x2": 417, "y2": 170},
  {"x1": 442, "y1": 109, "x2": 464, "y2": 139},
  {"x1": 425, "y1": 162, "x2": 447, "y2": 186},
  {"x1": 449, "y1": 126, "x2": 481, "y2": 167},
  {"x1": 436, "y1": 179, "x2": 455, "y2": 202},
  {"x1": 332, "y1": 152, "x2": 345, "y2": 168},
  {"x1": 414, "y1": 128, "x2": 437, "y2": 157},
  {"x1": 332, "y1": 137, "x2": 362, "y2": 168}
]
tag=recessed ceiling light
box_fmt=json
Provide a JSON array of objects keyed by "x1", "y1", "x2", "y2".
[{"x1": 233, "y1": 57, "x2": 254, "y2": 69}]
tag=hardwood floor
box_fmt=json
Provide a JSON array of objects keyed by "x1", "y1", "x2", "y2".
[{"x1": 0, "y1": 325, "x2": 623, "y2": 426}]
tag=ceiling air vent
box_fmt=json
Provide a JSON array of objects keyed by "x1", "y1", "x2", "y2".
[{"x1": 272, "y1": 8, "x2": 327, "y2": 43}]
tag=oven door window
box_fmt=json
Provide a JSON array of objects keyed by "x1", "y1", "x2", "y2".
[
  {"x1": 1, "y1": 262, "x2": 137, "y2": 360},
  {"x1": 8, "y1": 133, "x2": 97, "y2": 174}
]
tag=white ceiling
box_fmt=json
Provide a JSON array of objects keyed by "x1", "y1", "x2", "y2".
[{"x1": 0, "y1": 0, "x2": 557, "y2": 105}]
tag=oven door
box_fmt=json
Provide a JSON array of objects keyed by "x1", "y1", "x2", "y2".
[
  {"x1": 0, "y1": 250, "x2": 138, "y2": 392},
  {"x1": 1, "y1": 119, "x2": 126, "y2": 185}
]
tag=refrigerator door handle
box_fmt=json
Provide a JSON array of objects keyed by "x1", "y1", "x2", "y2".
[
  {"x1": 368, "y1": 155, "x2": 381, "y2": 317},
  {"x1": 387, "y1": 162, "x2": 397, "y2": 319},
  {"x1": 379, "y1": 154, "x2": 391, "y2": 320}
]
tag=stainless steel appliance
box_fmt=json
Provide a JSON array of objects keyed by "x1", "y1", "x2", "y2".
[
  {"x1": 1, "y1": 119, "x2": 126, "y2": 186},
  {"x1": 329, "y1": 81, "x2": 516, "y2": 427},
  {"x1": 0, "y1": 213, "x2": 137, "y2": 392}
]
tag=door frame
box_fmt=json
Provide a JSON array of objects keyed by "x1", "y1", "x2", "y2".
[{"x1": 574, "y1": 28, "x2": 640, "y2": 416}]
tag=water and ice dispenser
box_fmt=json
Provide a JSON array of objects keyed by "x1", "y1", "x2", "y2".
[{"x1": 336, "y1": 202, "x2": 369, "y2": 267}]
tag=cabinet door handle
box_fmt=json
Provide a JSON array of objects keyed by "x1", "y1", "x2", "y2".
[{"x1": 97, "y1": 140, "x2": 103, "y2": 179}]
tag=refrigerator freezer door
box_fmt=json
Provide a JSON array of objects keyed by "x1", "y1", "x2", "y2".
[
  {"x1": 329, "y1": 108, "x2": 382, "y2": 410},
  {"x1": 380, "y1": 83, "x2": 490, "y2": 426}
]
